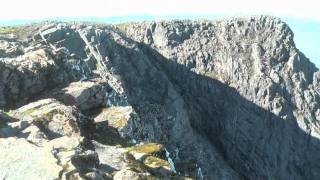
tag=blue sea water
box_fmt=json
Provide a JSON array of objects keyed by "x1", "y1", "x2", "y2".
[{"x1": 0, "y1": 15, "x2": 319, "y2": 68}]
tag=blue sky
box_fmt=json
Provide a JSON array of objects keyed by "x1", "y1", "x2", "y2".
[{"x1": 283, "y1": 17, "x2": 320, "y2": 68}]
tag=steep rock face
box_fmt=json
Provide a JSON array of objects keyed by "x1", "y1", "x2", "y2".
[
  {"x1": 76, "y1": 22, "x2": 238, "y2": 179},
  {"x1": 0, "y1": 16, "x2": 319, "y2": 179},
  {"x1": 118, "y1": 16, "x2": 320, "y2": 179}
]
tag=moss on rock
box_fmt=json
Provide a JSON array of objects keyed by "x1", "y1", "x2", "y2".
[
  {"x1": 143, "y1": 156, "x2": 169, "y2": 169},
  {"x1": 127, "y1": 143, "x2": 164, "y2": 155},
  {"x1": 96, "y1": 106, "x2": 133, "y2": 129},
  {"x1": 124, "y1": 152, "x2": 149, "y2": 173}
]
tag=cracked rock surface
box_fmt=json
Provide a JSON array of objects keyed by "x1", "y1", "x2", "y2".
[{"x1": 0, "y1": 15, "x2": 319, "y2": 180}]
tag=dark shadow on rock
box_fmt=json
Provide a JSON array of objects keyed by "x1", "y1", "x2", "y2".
[
  {"x1": 96, "y1": 32, "x2": 320, "y2": 179},
  {"x1": 0, "y1": 61, "x2": 77, "y2": 110},
  {"x1": 0, "y1": 112, "x2": 30, "y2": 138},
  {"x1": 2, "y1": 25, "x2": 319, "y2": 179},
  {"x1": 0, "y1": 125, "x2": 30, "y2": 139},
  {"x1": 98, "y1": 164, "x2": 117, "y2": 174},
  {"x1": 93, "y1": 120, "x2": 131, "y2": 147}
]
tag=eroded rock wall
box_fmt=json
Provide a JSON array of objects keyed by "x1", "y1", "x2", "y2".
[{"x1": 0, "y1": 16, "x2": 319, "y2": 179}]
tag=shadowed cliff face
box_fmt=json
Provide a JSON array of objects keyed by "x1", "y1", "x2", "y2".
[{"x1": 0, "y1": 16, "x2": 319, "y2": 179}]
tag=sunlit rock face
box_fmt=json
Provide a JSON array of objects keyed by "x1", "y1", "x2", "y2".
[{"x1": 0, "y1": 15, "x2": 319, "y2": 179}]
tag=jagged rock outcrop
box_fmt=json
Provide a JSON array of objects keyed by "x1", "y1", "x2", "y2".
[
  {"x1": 117, "y1": 16, "x2": 320, "y2": 179},
  {"x1": 0, "y1": 15, "x2": 319, "y2": 180},
  {"x1": 51, "y1": 79, "x2": 111, "y2": 111},
  {"x1": 0, "y1": 99, "x2": 179, "y2": 179}
]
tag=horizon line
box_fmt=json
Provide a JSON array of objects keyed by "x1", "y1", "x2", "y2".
[{"x1": 1, "y1": 14, "x2": 320, "y2": 26}]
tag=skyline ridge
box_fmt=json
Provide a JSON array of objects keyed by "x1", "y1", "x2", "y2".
[{"x1": 1, "y1": 14, "x2": 318, "y2": 68}]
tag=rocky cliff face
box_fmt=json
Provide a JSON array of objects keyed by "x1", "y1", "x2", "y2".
[{"x1": 0, "y1": 16, "x2": 319, "y2": 180}]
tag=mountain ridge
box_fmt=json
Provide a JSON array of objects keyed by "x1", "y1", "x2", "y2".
[
  {"x1": 1, "y1": 15, "x2": 319, "y2": 68},
  {"x1": 0, "y1": 15, "x2": 319, "y2": 179}
]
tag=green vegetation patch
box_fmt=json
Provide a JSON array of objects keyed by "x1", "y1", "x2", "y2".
[
  {"x1": 113, "y1": 117, "x2": 128, "y2": 129},
  {"x1": 0, "y1": 26, "x2": 27, "y2": 38},
  {"x1": 127, "y1": 143, "x2": 164, "y2": 154},
  {"x1": 170, "y1": 176, "x2": 194, "y2": 180},
  {"x1": 123, "y1": 147, "x2": 193, "y2": 179},
  {"x1": 143, "y1": 156, "x2": 169, "y2": 168},
  {"x1": 20, "y1": 108, "x2": 38, "y2": 116},
  {"x1": 2, "y1": 110, "x2": 13, "y2": 117},
  {"x1": 124, "y1": 152, "x2": 149, "y2": 173},
  {"x1": 99, "y1": 107, "x2": 132, "y2": 129}
]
